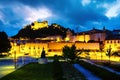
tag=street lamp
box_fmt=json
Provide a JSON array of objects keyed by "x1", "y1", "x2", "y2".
[
  {"x1": 13, "y1": 42, "x2": 17, "y2": 69},
  {"x1": 14, "y1": 50, "x2": 17, "y2": 69}
]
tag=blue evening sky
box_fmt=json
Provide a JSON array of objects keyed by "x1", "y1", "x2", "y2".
[{"x1": 0, "y1": 0, "x2": 120, "y2": 36}]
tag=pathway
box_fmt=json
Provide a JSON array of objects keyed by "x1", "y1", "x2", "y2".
[
  {"x1": 0, "y1": 56, "x2": 37, "y2": 78},
  {"x1": 61, "y1": 62, "x2": 86, "y2": 80},
  {"x1": 73, "y1": 64, "x2": 101, "y2": 80},
  {"x1": 0, "y1": 65, "x2": 14, "y2": 78},
  {"x1": 85, "y1": 59, "x2": 120, "y2": 75}
]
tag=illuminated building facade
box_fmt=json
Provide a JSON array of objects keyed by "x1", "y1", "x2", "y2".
[
  {"x1": 9, "y1": 25, "x2": 120, "y2": 61},
  {"x1": 9, "y1": 39, "x2": 100, "y2": 57},
  {"x1": 104, "y1": 30, "x2": 120, "y2": 52},
  {"x1": 31, "y1": 21, "x2": 48, "y2": 30},
  {"x1": 77, "y1": 27, "x2": 108, "y2": 42},
  {"x1": 75, "y1": 34, "x2": 90, "y2": 42},
  {"x1": 65, "y1": 30, "x2": 73, "y2": 42}
]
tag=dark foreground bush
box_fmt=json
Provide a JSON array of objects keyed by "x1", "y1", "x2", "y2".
[
  {"x1": 79, "y1": 60, "x2": 120, "y2": 80},
  {"x1": 53, "y1": 58, "x2": 65, "y2": 80}
]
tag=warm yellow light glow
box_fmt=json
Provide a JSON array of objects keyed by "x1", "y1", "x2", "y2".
[
  {"x1": 31, "y1": 21, "x2": 48, "y2": 30},
  {"x1": 56, "y1": 37, "x2": 61, "y2": 42},
  {"x1": 8, "y1": 38, "x2": 120, "y2": 62},
  {"x1": 76, "y1": 35, "x2": 90, "y2": 42},
  {"x1": 104, "y1": 40, "x2": 120, "y2": 52},
  {"x1": 65, "y1": 37, "x2": 70, "y2": 41},
  {"x1": 0, "y1": 65, "x2": 14, "y2": 77}
]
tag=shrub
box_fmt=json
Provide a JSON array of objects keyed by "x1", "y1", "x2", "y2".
[
  {"x1": 41, "y1": 48, "x2": 46, "y2": 58},
  {"x1": 53, "y1": 57, "x2": 65, "y2": 80}
]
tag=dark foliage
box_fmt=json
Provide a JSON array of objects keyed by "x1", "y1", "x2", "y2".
[
  {"x1": 12, "y1": 23, "x2": 74, "y2": 39},
  {"x1": 41, "y1": 48, "x2": 46, "y2": 58},
  {"x1": 112, "y1": 51, "x2": 120, "y2": 57},
  {"x1": 53, "y1": 56, "x2": 65, "y2": 80},
  {"x1": 106, "y1": 46, "x2": 112, "y2": 64},
  {"x1": 0, "y1": 31, "x2": 11, "y2": 54},
  {"x1": 62, "y1": 44, "x2": 82, "y2": 62}
]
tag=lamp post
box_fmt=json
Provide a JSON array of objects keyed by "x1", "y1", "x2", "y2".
[
  {"x1": 100, "y1": 48, "x2": 103, "y2": 62},
  {"x1": 13, "y1": 41, "x2": 17, "y2": 69},
  {"x1": 22, "y1": 51, "x2": 25, "y2": 65},
  {"x1": 22, "y1": 41, "x2": 25, "y2": 65},
  {"x1": 14, "y1": 50, "x2": 17, "y2": 69}
]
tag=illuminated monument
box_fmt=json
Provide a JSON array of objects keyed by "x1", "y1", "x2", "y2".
[{"x1": 31, "y1": 21, "x2": 48, "y2": 30}]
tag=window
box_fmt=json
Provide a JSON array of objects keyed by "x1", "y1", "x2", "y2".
[
  {"x1": 107, "y1": 40, "x2": 109, "y2": 43},
  {"x1": 114, "y1": 40, "x2": 116, "y2": 43},
  {"x1": 110, "y1": 40, "x2": 112, "y2": 43}
]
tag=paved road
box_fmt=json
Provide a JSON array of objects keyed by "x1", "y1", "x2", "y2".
[
  {"x1": 74, "y1": 64, "x2": 101, "y2": 80},
  {"x1": 0, "y1": 56, "x2": 37, "y2": 78}
]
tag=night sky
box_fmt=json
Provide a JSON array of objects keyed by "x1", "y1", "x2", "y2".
[{"x1": 0, "y1": 0, "x2": 120, "y2": 36}]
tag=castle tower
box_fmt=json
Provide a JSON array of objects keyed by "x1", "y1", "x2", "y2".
[
  {"x1": 65, "y1": 30, "x2": 73, "y2": 42},
  {"x1": 31, "y1": 21, "x2": 48, "y2": 30}
]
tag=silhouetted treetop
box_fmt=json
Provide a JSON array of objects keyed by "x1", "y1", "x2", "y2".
[
  {"x1": 0, "y1": 31, "x2": 11, "y2": 53},
  {"x1": 12, "y1": 22, "x2": 75, "y2": 39}
]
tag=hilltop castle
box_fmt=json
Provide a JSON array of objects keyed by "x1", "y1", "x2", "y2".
[{"x1": 31, "y1": 21, "x2": 48, "y2": 30}]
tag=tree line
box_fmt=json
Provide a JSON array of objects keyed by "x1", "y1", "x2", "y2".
[
  {"x1": 0, "y1": 31, "x2": 11, "y2": 55},
  {"x1": 12, "y1": 23, "x2": 75, "y2": 39}
]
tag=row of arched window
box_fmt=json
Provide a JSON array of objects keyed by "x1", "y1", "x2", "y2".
[{"x1": 106, "y1": 40, "x2": 120, "y2": 43}]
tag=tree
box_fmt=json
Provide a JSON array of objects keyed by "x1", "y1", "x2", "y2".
[
  {"x1": 112, "y1": 51, "x2": 120, "y2": 58},
  {"x1": 106, "y1": 46, "x2": 112, "y2": 64},
  {"x1": 62, "y1": 45, "x2": 70, "y2": 60},
  {"x1": 62, "y1": 44, "x2": 82, "y2": 62},
  {"x1": 0, "y1": 31, "x2": 11, "y2": 54},
  {"x1": 38, "y1": 48, "x2": 47, "y2": 64},
  {"x1": 41, "y1": 48, "x2": 46, "y2": 58}
]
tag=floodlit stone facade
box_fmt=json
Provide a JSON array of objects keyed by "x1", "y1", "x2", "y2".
[
  {"x1": 9, "y1": 39, "x2": 100, "y2": 57},
  {"x1": 104, "y1": 40, "x2": 120, "y2": 52},
  {"x1": 8, "y1": 27, "x2": 120, "y2": 61},
  {"x1": 31, "y1": 21, "x2": 48, "y2": 30}
]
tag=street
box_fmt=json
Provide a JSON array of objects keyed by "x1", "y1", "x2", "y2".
[{"x1": 0, "y1": 56, "x2": 37, "y2": 78}]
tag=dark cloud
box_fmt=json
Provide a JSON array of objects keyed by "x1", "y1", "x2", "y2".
[
  {"x1": 0, "y1": 0, "x2": 109, "y2": 25},
  {"x1": 0, "y1": 0, "x2": 120, "y2": 36}
]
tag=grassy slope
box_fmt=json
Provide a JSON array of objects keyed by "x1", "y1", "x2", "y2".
[
  {"x1": 0, "y1": 62, "x2": 53, "y2": 80},
  {"x1": 79, "y1": 60, "x2": 120, "y2": 80}
]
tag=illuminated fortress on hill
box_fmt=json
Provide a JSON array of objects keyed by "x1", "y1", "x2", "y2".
[
  {"x1": 9, "y1": 21, "x2": 120, "y2": 61},
  {"x1": 31, "y1": 21, "x2": 48, "y2": 30}
]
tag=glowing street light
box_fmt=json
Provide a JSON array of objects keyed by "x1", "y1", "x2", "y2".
[{"x1": 13, "y1": 42, "x2": 17, "y2": 69}]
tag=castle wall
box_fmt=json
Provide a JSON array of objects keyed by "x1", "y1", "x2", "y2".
[
  {"x1": 75, "y1": 35, "x2": 90, "y2": 42},
  {"x1": 31, "y1": 21, "x2": 48, "y2": 30},
  {"x1": 104, "y1": 40, "x2": 120, "y2": 52},
  {"x1": 9, "y1": 41, "x2": 100, "y2": 57},
  {"x1": 75, "y1": 42, "x2": 100, "y2": 50}
]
